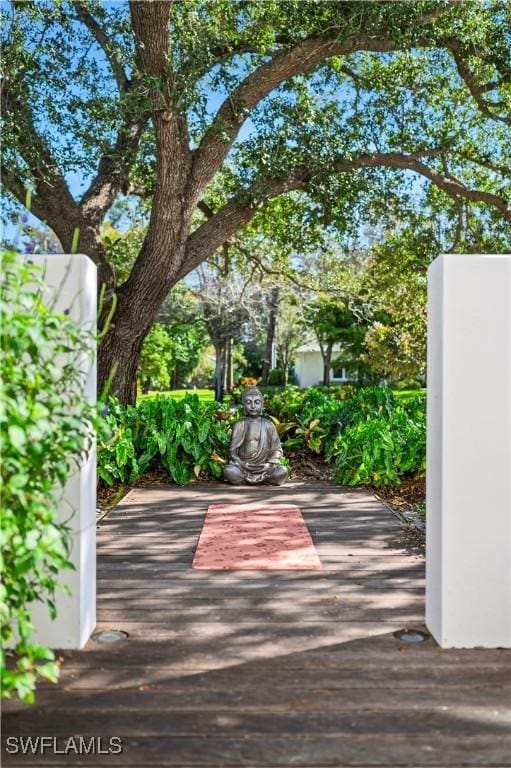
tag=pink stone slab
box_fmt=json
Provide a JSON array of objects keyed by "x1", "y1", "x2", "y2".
[{"x1": 192, "y1": 503, "x2": 322, "y2": 570}]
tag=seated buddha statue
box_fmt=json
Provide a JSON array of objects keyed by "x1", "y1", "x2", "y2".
[{"x1": 223, "y1": 386, "x2": 289, "y2": 486}]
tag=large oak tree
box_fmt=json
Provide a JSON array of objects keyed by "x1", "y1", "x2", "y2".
[{"x1": 2, "y1": 0, "x2": 509, "y2": 402}]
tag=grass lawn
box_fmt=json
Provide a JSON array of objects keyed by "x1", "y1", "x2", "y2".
[
  {"x1": 139, "y1": 387, "x2": 426, "y2": 404},
  {"x1": 393, "y1": 389, "x2": 427, "y2": 401},
  {"x1": 138, "y1": 389, "x2": 232, "y2": 404}
]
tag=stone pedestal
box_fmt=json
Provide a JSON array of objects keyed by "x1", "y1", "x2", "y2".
[
  {"x1": 29, "y1": 254, "x2": 97, "y2": 649},
  {"x1": 426, "y1": 253, "x2": 511, "y2": 648}
]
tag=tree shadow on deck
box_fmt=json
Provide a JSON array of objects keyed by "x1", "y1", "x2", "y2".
[
  {"x1": 3, "y1": 482, "x2": 509, "y2": 766},
  {"x1": 3, "y1": 630, "x2": 510, "y2": 765}
]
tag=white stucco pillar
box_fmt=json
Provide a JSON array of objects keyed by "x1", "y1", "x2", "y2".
[
  {"x1": 426, "y1": 253, "x2": 511, "y2": 648},
  {"x1": 29, "y1": 254, "x2": 97, "y2": 649}
]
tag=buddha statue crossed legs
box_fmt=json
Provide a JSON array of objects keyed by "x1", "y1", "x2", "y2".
[{"x1": 223, "y1": 387, "x2": 288, "y2": 486}]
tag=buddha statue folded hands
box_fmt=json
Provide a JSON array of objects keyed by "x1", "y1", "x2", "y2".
[{"x1": 223, "y1": 387, "x2": 288, "y2": 486}]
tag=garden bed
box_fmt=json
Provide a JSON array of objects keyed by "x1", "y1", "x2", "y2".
[
  {"x1": 98, "y1": 386, "x2": 426, "y2": 500},
  {"x1": 374, "y1": 475, "x2": 426, "y2": 539}
]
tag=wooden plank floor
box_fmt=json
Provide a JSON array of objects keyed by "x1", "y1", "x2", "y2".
[{"x1": 3, "y1": 481, "x2": 511, "y2": 766}]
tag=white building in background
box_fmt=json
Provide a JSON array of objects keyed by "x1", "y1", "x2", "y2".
[{"x1": 293, "y1": 343, "x2": 351, "y2": 388}]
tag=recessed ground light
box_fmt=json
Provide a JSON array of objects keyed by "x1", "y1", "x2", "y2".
[
  {"x1": 394, "y1": 628, "x2": 430, "y2": 643},
  {"x1": 91, "y1": 630, "x2": 129, "y2": 644}
]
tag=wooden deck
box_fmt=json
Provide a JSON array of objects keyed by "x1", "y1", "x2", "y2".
[{"x1": 3, "y1": 481, "x2": 511, "y2": 766}]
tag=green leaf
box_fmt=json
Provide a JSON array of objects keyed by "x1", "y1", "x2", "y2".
[
  {"x1": 115, "y1": 442, "x2": 128, "y2": 467},
  {"x1": 198, "y1": 420, "x2": 209, "y2": 443},
  {"x1": 8, "y1": 425, "x2": 26, "y2": 450}
]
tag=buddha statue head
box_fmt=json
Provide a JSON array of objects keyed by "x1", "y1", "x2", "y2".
[{"x1": 241, "y1": 386, "x2": 264, "y2": 418}]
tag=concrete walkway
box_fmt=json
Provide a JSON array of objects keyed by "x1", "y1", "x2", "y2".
[{"x1": 3, "y1": 481, "x2": 510, "y2": 766}]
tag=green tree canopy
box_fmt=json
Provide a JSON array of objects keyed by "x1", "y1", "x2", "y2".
[{"x1": 2, "y1": 0, "x2": 509, "y2": 401}]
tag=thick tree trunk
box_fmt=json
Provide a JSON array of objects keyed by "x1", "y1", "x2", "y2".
[
  {"x1": 98, "y1": 255, "x2": 188, "y2": 403},
  {"x1": 98, "y1": 324, "x2": 144, "y2": 404},
  {"x1": 97, "y1": 110, "x2": 194, "y2": 403},
  {"x1": 97, "y1": 237, "x2": 188, "y2": 403},
  {"x1": 97, "y1": 7, "x2": 195, "y2": 404},
  {"x1": 261, "y1": 286, "x2": 279, "y2": 386}
]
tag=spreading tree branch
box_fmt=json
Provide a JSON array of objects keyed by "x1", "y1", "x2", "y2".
[
  {"x1": 196, "y1": 200, "x2": 311, "y2": 290},
  {"x1": 1, "y1": 165, "x2": 58, "y2": 228},
  {"x1": 190, "y1": 4, "x2": 457, "y2": 193},
  {"x1": 181, "y1": 3, "x2": 453, "y2": 83},
  {"x1": 183, "y1": 148, "x2": 510, "y2": 280},
  {"x1": 457, "y1": 153, "x2": 511, "y2": 179},
  {"x1": 191, "y1": 35, "x2": 403, "y2": 190},
  {"x1": 79, "y1": 118, "x2": 147, "y2": 223},
  {"x1": 446, "y1": 40, "x2": 510, "y2": 125},
  {"x1": 74, "y1": 1, "x2": 130, "y2": 91},
  {"x1": 0, "y1": 81, "x2": 80, "y2": 246},
  {"x1": 75, "y1": 2, "x2": 156, "y2": 224}
]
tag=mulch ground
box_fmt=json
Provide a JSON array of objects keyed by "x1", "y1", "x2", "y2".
[
  {"x1": 374, "y1": 475, "x2": 426, "y2": 511},
  {"x1": 288, "y1": 448, "x2": 334, "y2": 481}
]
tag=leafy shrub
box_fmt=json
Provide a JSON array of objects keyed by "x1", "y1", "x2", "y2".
[
  {"x1": 99, "y1": 384, "x2": 426, "y2": 492},
  {"x1": 312, "y1": 384, "x2": 359, "y2": 399},
  {"x1": 96, "y1": 399, "x2": 140, "y2": 486},
  {"x1": 263, "y1": 386, "x2": 308, "y2": 421},
  {"x1": 266, "y1": 384, "x2": 426, "y2": 485},
  {"x1": 1, "y1": 252, "x2": 97, "y2": 702},
  {"x1": 297, "y1": 392, "x2": 345, "y2": 454},
  {"x1": 98, "y1": 394, "x2": 233, "y2": 487},
  {"x1": 329, "y1": 406, "x2": 426, "y2": 486},
  {"x1": 258, "y1": 385, "x2": 288, "y2": 397},
  {"x1": 268, "y1": 367, "x2": 285, "y2": 385},
  {"x1": 333, "y1": 386, "x2": 398, "y2": 427}
]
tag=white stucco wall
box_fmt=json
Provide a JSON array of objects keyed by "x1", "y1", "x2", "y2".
[
  {"x1": 426, "y1": 253, "x2": 511, "y2": 648},
  {"x1": 28, "y1": 254, "x2": 97, "y2": 649}
]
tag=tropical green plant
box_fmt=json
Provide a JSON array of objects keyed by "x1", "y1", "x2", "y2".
[
  {"x1": 138, "y1": 396, "x2": 232, "y2": 484},
  {"x1": 267, "y1": 415, "x2": 297, "y2": 439},
  {"x1": 1, "y1": 252, "x2": 97, "y2": 703},
  {"x1": 263, "y1": 387, "x2": 308, "y2": 422},
  {"x1": 98, "y1": 394, "x2": 233, "y2": 487},
  {"x1": 284, "y1": 418, "x2": 326, "y2": 454},
  {"x1": 265, "y1": 384, "x2": 426, "y2": 484},
  {"x1": 330, "y1": 406, "x2": 426, "y2": 486},
  {"x1": 96, "y1": 399, "x2": 140, "y2": 487},
  {"x1": 293, "y1": 388, "x2": 346, "y2": 453},
  {"x1": 99, "y1": 383, "x2": 426, "y2": 491},
  {"x1": 295, "y1": 418, "x2": 326, "y2": 454}
]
